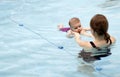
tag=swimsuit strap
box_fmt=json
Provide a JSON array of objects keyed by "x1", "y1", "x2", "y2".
[
  {"x1": 90, "y1": 38, "x2": 112, "y2": 50},
  {"x1": 90, "y1": 41, "x2": 101, "y2": 50},
  {"x1": 90, "y1": 41, "x2": 97, "y2": 48}
]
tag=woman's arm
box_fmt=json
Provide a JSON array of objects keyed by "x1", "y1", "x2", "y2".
[{"x1": 73, "y1": 32, "x2": 90, "y2": 47}]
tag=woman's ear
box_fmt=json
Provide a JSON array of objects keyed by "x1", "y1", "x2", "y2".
[
  {"x1": 91, "y1": 29, "x2": 96, "y2": 36},
  {"x1": 91, "y1": 28, "x2": 93, "y2": 33}
]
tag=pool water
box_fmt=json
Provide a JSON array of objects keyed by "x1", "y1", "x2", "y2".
[{"x1": 0, "y1": 0, "x2": 120, "y2": 77}]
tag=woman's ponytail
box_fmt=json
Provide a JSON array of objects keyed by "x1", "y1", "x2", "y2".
[{"x1": 104, "y1": 33, "x2": 110, "y2": 43}]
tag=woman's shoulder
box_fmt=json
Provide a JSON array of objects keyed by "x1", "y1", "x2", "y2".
[
  {"x1": 110, "y1": 36, "x2": 116, "y2": 44},
  {"x1": 82, "y1": 41, "x2": 93, "y2": 50}
]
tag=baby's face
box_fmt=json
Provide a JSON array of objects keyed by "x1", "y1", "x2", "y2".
[{"x1": 70, "y1": 22, "x2": 82, "y2": 33}]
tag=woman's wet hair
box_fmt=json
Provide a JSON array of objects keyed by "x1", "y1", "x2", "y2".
[
  {"x1": 90, "y1": 14, "x2": 110, "y2": 43},
  {"x1": 69, "y1": 17, "x2": 80, "y2": 27}
]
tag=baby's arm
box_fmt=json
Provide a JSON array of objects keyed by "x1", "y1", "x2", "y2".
[
  {"x1": 58, "y1": 24, "x2": 73, "y2": 38},
  {"x1": 83, "y1": 27, "x2": 91, "y2": 31},
  {"x1": 58, "y1": 24, "x2": 70, "y2": 32},
  {"x1": 80, "y1": 28, "x2": 94, "y2": 38}
]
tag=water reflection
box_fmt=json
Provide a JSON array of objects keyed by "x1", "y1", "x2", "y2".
[
  {"x1": 77, "y1": 64, "x2": 96, "y2": 77},
  {"x1": 99, "y1": 0, "x2": 120, "y2": 9}
]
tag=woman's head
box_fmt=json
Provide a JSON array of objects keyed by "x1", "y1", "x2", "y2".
[
  {"x1": 90, "y1": 14, "x2": 108, "y2": 36},
  {"x1": 90, "y1": 14, "x2": 110, "y2": 43}
]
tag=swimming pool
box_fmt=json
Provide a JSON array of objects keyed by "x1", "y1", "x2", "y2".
[{"x1": 0, "y1": 0, "x2": 120, "y2": 77}]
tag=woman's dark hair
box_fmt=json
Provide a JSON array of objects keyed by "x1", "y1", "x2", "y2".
[{"x1": 90, "y1": 14, "x2": 110, "y2": 43}]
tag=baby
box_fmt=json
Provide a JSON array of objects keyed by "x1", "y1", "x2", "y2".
[{"x1": 58, "y1": 17, "x2": 92, "y2": 38}]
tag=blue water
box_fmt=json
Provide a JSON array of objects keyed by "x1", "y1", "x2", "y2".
[{"x1": 0, "y1": 0, "x2": 120, "y2": 77}]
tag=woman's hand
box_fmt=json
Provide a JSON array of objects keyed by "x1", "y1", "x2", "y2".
[{"x1": 72, "y1": 31, "x2": 80, "y2": 40}]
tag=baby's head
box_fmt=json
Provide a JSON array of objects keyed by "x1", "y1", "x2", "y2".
[{"x1": 69, "y1": 17, "x2": 82, "y2": 33}]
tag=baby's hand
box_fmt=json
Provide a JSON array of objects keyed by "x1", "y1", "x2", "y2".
[
  {"x1": 66, "y1": 30, "x2": 74, "y2": 38},
  {"x1": 72, "y1": 31, "x2": 80, "y2": 38},
  {"x1": 78, "y1": 27, "x2": 83, "y2": 33},
  {"x1": 58, "y1": 24, "x2": 64, "y2": 30}
]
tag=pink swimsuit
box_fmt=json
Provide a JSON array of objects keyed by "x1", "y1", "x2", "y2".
[{"x1": 60, "y1": 27, "x2": 70, "y2": 32}]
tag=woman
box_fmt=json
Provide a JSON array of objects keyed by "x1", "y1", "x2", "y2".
[{"x1": 73, "y1": 14, "x2": 116, "y2": 63}]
